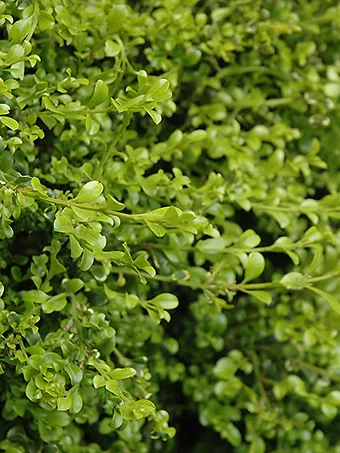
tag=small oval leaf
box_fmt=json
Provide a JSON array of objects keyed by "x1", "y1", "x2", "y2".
[{"x1": 243, "y1": 252, "x2": 265, "y2": 283}]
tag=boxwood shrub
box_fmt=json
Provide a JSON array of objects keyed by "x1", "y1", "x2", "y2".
[{"x1": 1, "y1": 0, "x2": 340, "y2": 452}]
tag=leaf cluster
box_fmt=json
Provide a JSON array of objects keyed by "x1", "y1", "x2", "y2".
[{"x1": 1, "y1": 0, "x2": 340, "y2": 452}]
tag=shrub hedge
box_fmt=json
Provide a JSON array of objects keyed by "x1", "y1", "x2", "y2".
[{"x1": 1, "y1": 0, "x2": 340, "y2": 452}]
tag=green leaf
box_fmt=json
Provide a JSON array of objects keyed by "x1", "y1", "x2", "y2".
[
  {"x1": 213, "y1": 357, "x2": 236, "y2": 379},
  {"x1": 39, "y1": 112, "x2": 57, "y2": 129},
  {"x1": 42, "y1": 96, "x2": 61, "y2": 115},
  {"x1": 5, "y1": 44, "x2": 24, "y2": 65},
  {"x1": 70, "y1": 235, "x2": 83, "y2": 259},
  {"x1": 132, "y1": 399, "x2": 156, "y2": 419},
  {"x1": 307, "y1": 246, "x2": 323, "y2": 275},
  {"x1": 111, "y1": 411, "x2": 124, "y2": 430},
  {"x1": 125, "y1": 293, "x2": 139, "y2": 309},
  {"x1": 321, "y1": 403, "x2": 337, "y2": 419},
  {"x1": 99, "y1": 417, "x2": 114, "y2": 434},
  {"x1": 243, "y1": 252, "x2": 265, "y2": 283},
  {"x1": 31, "y1": 177, "x2": 47, "y2": 197},
  {"x1": 74, "y1": 181, "x2": 103, "y2": 203},
  {"x1": 165, "y1": 206, "x2": 183, "y2": 223},
  {"x1": 85, "y1": 114, "x2": 100, "y2": 135},
  {"x1": 133, "y1": 254, "x2": 155, "y2": 277},
  {"x1": 328, "y1": 391, "x2": 340, "y2": 405},
  {"x1": 0, "y1": 103, "x2": 10, "y2": 115},
  {"x1": 105, "y1": 379, "x2": 119, "y2": 394},
  {"x1": 324, "y1": 82, "x2": 340, "y2": 98},
  {"x1": 164, "y1": 338, "x2": 179, "y2": 354},
  {"x1": 105, "y1": 40, "x2": 121, "y2": 57},
  {"x1": 54, "y1": 214, "x2": 73, "y2": 234},
  {"x1": 108, "y1": 5, "x2": 129, "y2": 33},
  {"x1": 42, "y1": 293, "x2": 68, "y2": 314},
  {"x1": 93, "y1": 375, "x2": 107, "y2": 389},
  {"x1": 82, "y1": 162, "x2": 93, "y2": 178},
  {"x1": 23, "y1": 290, "x2": 49, "y2": 303},
  {"x1": 150, "y1": 294, "x2": 179, "y2": 310},
  {"x1": 145, "y1": 220, "x2": 167, "y2": 237},
  {"x1": 280, "y1": 272, "x2": 305, "y2": 290},
  {"x1": 62, "y1": 278, "x2": 84, "y2": 294},
  {"x1": 9, "y1": 17, "x2": 32, "y2": 42},
  {"x1": 70, "y1": 392, "x2": 83, "y2": 414},
  {"x1": 234, "y1": 230, "x2": 261, "y2": 248},
  {"x1": 11, "y1": 61, "x2": 25, "y2": 79},
  {"x1": 39, "y1": 10, "x2": 55, "y2": 31},
  {"x1": 65, "y1": 364, "x2": 83, "y2": 385},
  {"x1": 302, "y1": 226, "x2": 323, "y2": 243},
  {"x1": 57, "y1": 395, "x2": 72, "y2": 411},
  {"x1": 303, "y1": 329, "x2": 317, "y2": 347},
  {"x1": 45, "y1": 411, "x2": 70, "y2": 427},
  {"x1": 79, "y1": 249, "x2": 94, "y2": 271},
  {"x1": 144, "y1": 107, "x2": 162, "y2": 125},
  {"x1": 244, "y1": 290, "x2": 272, "y2": 305},
  {"x1": 74, "y1": 225, "x2": 106, "y2": 249},
  {"x1": 250, "y1": 437, "x2": 266, "y2": 453},
  {"x1": 285, "y1": 250, "x2": 300, "y2": 265},
  {"x1": 269, "y1": 211, "x2": 290, "y2": 228},
  {"x1": 187, "y1": 130, "x2": 207, "y2": 142},
  {"x1": 0, "y1": 151, "x2": 13, "y2": 172},
  {"x1": 168, "y1": 129, "x2": 183, "y2": 147},
  {"x1": 26, "y1": 379, "x2": 40, "y2": 402},
  {"x1": 110, "y1": 368, "x2": 136, "y2": 380},
  {"x1": 224, "y1": 422, "x2": 242, "y2": 446},
  {"x1": 308, "y1": 286, "x2": 340, "y2": 314},
  {"x1": 197, "y1": 237, "x2": 227, "y2": 254},
  {"x1": 211, "y1": 7, "x2": 230, "y2": 22},
  {"x1": 107, "y1": 194, "x2": 125, "y2": 211},
  {"x1": 88, "y1": 80, "x2": 109, "y2": 108}
]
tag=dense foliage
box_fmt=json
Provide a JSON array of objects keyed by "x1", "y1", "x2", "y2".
[{"x1": 1, "y1": 0, "x2": 340, "y2": 451}]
